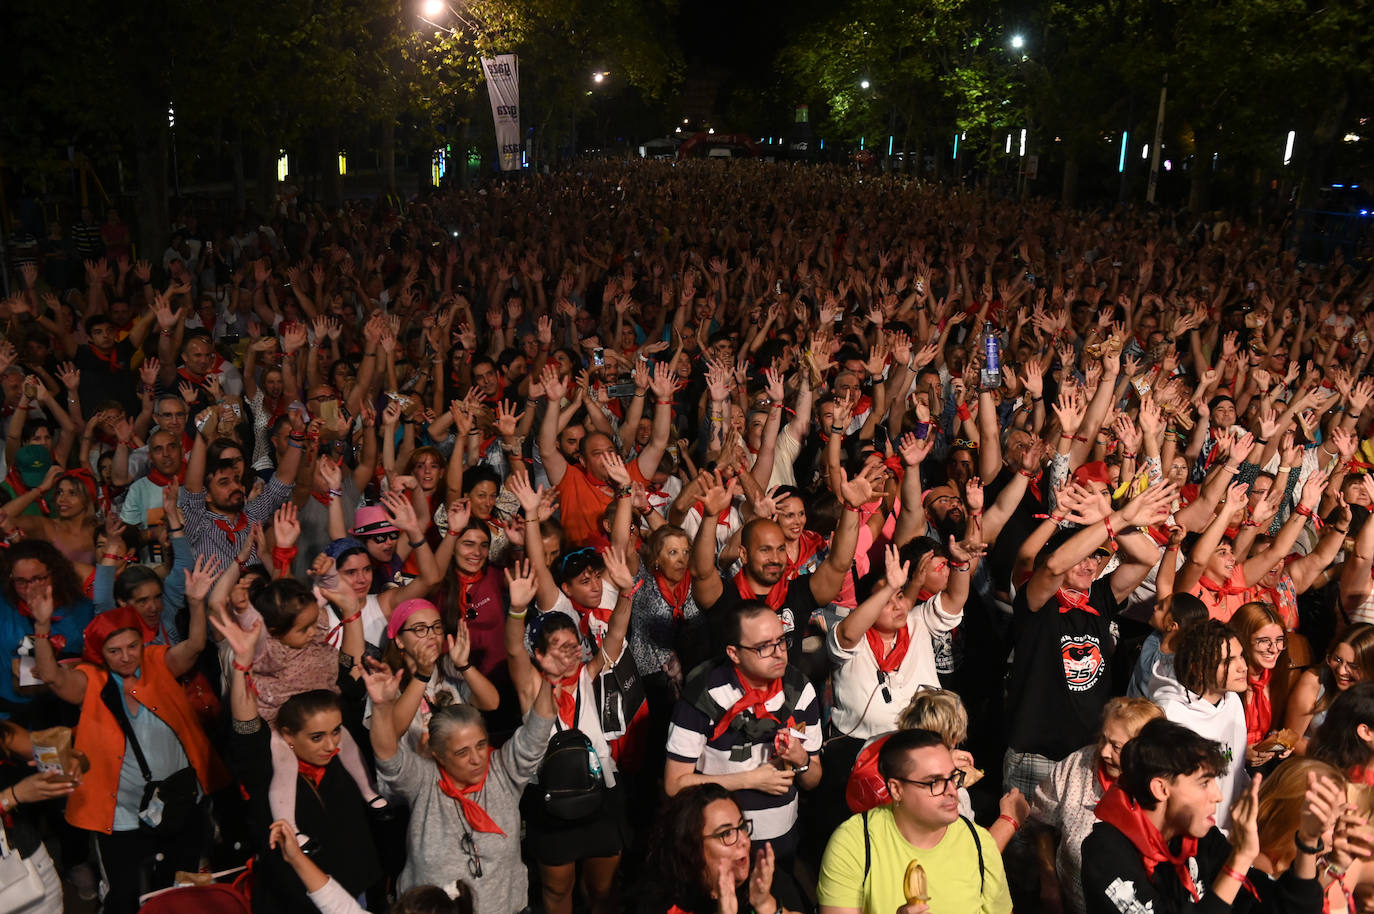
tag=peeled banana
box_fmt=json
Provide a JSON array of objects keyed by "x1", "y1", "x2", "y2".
[{"x1": 903, "y1": 859, "x2": 929, "y2": 905}]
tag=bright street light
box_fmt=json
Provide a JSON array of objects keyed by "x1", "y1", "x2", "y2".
[
  {"x1": 592, "y1": 71, "x2": 605, "y2": 83},
  {"x1": 1010, "y1": 34, "x2": 1025, "y2": 49},
  {"x1": 422, "y1": 0, "x2": 444, "y2": 18},
  {"x1": 860, "y1": 79, "x2": 871, "y2": 89}
]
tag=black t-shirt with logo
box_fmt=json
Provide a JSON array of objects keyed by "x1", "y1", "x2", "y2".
[
  {"x1": 703, "y1": 574, "x2": 820, "y2": 669},
  {"x1": 1005, "y1": 578, "x2": 1119, "y2": 761}
]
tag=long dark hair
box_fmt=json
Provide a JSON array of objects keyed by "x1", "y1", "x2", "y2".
[
  {"x1": 0, "y1": 540, "x2": 85, "y2": 608},
  {"x1": 644, "y1": 784, "x2": 744, "y2": 912},
  {"x1": 433, "y1": 521, "x2": 492, "y2": 632},
  {"x1": 1309, "y1": 682, "x2": 1374, "y2": 773}
]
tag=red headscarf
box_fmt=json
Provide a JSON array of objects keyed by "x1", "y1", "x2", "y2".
[
  {"x1": 81, "y1": 607, "x2": 153, "y2": 666},
  {"x1": 1073, "y1": 461, "x2": 1112, "y2": 488}
]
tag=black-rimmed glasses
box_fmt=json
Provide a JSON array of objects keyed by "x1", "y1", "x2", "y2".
[
  {"x1": 704, "y1": 818, "x2": 753, "y2": 846},
  {"x1": 737, "y1": 636, "x2": 788, "y2": 659},
  {"x1": 892, "y1": 769, "x2": 966, "y2": 796},
  {"x1": 460, "y1": 830, "x2": 483, "y2": 878},
  {"x1": 402, "y1": 622, "x2": 445, "y2": 638}
]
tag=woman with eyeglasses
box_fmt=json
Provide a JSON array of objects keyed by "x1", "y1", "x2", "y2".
[
  {"x1": 638, "y1": 784, "x2": 797, "y2": 914},
  {"x1": 317, "y1": 490, "x2": 443, "y2": 653},
  {"x1": 0, "y1": 540, "x2": 96, "y2": 728},
  {"x1": 1284, "y1": 624, "x2": 1374, "y2": 754},
  {"x1": 365, "y1": 625, "x2": 556, "y2": 914},
  {"x1": 1231, "y1": 603, "x2": 1290, "y2": 750},
  {"x1": 505, "y1": 551, "x2": 636, "y2": 914},
  {"x1": 376, "y1": 598, "x2": 499, "y2": 751}
]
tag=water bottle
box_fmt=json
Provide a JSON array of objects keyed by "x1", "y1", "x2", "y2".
[
  {"x1": 980, "y1": 331, "x2": 1001, "y2": 389},
  {"x1": 586, "y1": 744, "x2": 604, "y2": 784}
]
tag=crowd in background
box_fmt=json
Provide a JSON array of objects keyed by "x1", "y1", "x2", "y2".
[{"x1": 1, "y1": 160, "x2": 1373, "y2": 914}]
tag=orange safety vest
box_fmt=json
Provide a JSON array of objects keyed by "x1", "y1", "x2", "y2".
[{"x1": 66, "y1": 645, "x2": 227, "y2": 834}]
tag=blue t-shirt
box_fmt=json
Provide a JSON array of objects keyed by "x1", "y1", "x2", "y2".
[
  {"x1": 0, "y1": 596, "x2": 96, "y2": 713},
  {"x1": 1129, "y1": 631, "x2": 1164, "y2": 698}
]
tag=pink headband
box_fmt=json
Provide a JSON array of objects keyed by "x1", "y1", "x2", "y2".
[{"x1": 386, "y1": 598, "x2": 438, "y2": 640}]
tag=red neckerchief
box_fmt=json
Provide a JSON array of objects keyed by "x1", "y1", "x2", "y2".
[
  {"x1": 1095, "y1": 784, "x2": 1201, "y2": 902},
  {"x1": 655, "y1": 571, "x2": 692, "y2": 620},
  {"x1": 571, "y1": 599, "x2": 611, "y2": 645},
  {"x1": 453, "y1": 570, "x2": 484, "y2": 619},
  {"x1": 181, "y1": 432, "x2": 195, "y2": 456},
  {"x1": 711, "y1": 670, "x2": 782, "y2": 740},
  {"x1": 866, "y1": 626, "x2": 911, "y2": 673},
  {"x1": 735, "y1": 568, "x2": 786, "y2": 612},
  {"x1": 297, "y1": 757, "x2": 331, "y2": 789},
  {"x1": 1350, "y1": 766, "x2": 1374, "y2": 786},
  {"x1": 1057, "y1": 588, "x2": 1099, "y2": 616},
  {"x1": 309, "y1": 490, "x2": 333, "y2": 508},
  {"x1": 146, "y1": 466, "x2": 185, "y2": 487},
  {"x1": 212, "y1": 512, "x2": 248, "y2": 543},
  {"x1": 87, "y1": 343, "x2": 123, "y2": 373},
  {"x1": 178, "y1": 356, "x2": 224, "y2": 388},
  {"x1": 916, "y1": 589, "x2": 936, "y2": 602},
  {"x1": 554, "y1": 669, "x2": 581, "y2": 728},
  {"x1": 784, "y1": 530, "x2": 825, "y2": 580},
  {"x1": 693, "y1": 501, "x2": 732, "y2": 527},
  {"x1": 852, "y1": 394, "x2": 873, "y2": 416},
  {"x1": 437, "y1": 763, "x2": 505, "y2": 835},
  {"x1": 1096, "y1": 760, "x2": 1115, "y2": 795},
  {"x1": 1199, "y1": 574, "x2": 1246, "y2": 597},
  {"x1": 1245, "y1": 667, "x2": 1273, "y2": 746},
  {"x1": 479, "y1": 376, "x2": 507, "y2": 406}
]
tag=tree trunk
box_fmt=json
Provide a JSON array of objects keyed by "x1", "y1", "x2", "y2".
[
  {"x1": 381, "y1": 120, "x2": 397, "y2": 194},
  {"x1": 255, "y1": 142, "x2": 277, "y2": 217},
  {"x1": 1189, "y1": 135, "x2": 1213, "y2": 213},
  {"x1": 320, "y1": 124, "x2": 342, "y2": 209},
  {"x1": 231, "y1": 125, "x2": 246, "y2": 214},
  {"x1": 133, "y1": 122, "x2": 170, "y2": 265},
  {"x1": 1061, "y1": 155, "x2": 1079, "y2": 205}
]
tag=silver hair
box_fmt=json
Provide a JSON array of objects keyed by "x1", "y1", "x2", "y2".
[{"x1": 427, "y1": 703, "x2": 487, "y2": 753}]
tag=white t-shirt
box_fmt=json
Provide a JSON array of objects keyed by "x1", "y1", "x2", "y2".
[{"x1": 827, "y1": 594, "x2": 962, "y2": 740}]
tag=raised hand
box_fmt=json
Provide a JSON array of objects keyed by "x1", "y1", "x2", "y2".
[
  {"x1": 505, "y1": 559, "x2": 539, "y2": 608},
  {"x1": 381, "y1": 488, "x2": 422, "y2": 538},
  {"x1": 273, "y1": 503, "x2": 301, "y2": 549},
  {"x1": 602, "y1": 545, "x2": 635, "y2": 591},
  {"x1": 184, "y1": 554, "x2": 223, "y2": 602},
  {"x1": 209, "y1": 613, "x2": 262, "y2": 666},
  {"x1": 882, "y1": 544, "x2": 910, "y2": 591}
]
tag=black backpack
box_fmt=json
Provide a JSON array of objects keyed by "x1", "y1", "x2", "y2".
[{"x1": 539, "y1": 702, "x2": 607, "y2": 822}]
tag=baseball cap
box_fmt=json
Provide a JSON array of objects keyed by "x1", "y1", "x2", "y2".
[{"x1": 15, "y1": 445, "x2": 52, "y2": 489}]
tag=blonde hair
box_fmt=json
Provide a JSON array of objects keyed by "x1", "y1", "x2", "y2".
[
  {"x1": 1257, "y1": 758, "x2": 1345, "y2": 873},
  {"x1": 898, "y1": 688, "x2": 968, "y2": 747},
  {"x1": 1101, "y1": 696, "x2": 1164, "y2": 734}
]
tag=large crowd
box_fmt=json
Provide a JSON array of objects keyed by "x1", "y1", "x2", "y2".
[{"x1": 1, "y1": 159, "x2": 1372, "y2": 914}]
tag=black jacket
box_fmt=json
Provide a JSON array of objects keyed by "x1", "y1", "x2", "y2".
[{"x1": 1082, "y1": 821, "x2": 1321, "y2": 914}]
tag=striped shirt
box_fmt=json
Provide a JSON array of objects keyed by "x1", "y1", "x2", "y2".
[
  {"x1": 179, "y1": 477, "x2": 293, "y2": 568},
  {"x1": 666, "y1": 663, "x2": 821, "y2": 841}
]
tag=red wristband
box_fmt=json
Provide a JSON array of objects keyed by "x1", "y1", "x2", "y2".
[
  {"x1": 271, "y1": 545, "x2": 299, "y2": 566},
  {"x1": 956, "y1": 403, "x2": 972, "y2": 422},
  {"x1": 997, "y1": 813, "x2": 1020, "y2": 831},
  {"x1": 1103, "y1": 517, "x2": 1117, "y2": 543}
]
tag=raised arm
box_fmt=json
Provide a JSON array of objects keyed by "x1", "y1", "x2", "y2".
[
  {"x1": 835, "y1": 546, "x2": 910, "y2": 649},
  {"x1": 536, "y1": 364, "x2": 571, "y2": 485},
  {"x1": 164, "y1": 554, "x2": 220, "y2": 678},
  {"x1": 688, "y1": 472, "x2": 736, "y2": 608},
  {"x1": 28, "y1": 584, "x2": 86, "y2": 704},
  {"x1": 635, "y1": 360, "x2": 677, "y2": 479}
]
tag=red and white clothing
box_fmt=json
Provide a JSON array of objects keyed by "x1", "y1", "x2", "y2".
[{"x1": 826, "y1": 593, "x2": 962, "y2": 739}]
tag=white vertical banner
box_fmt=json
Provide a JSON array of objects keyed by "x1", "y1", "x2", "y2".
[{"x1": 481, "y1": 54, "x2": 521, "y2": 172}]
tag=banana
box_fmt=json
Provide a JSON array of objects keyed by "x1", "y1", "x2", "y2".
[{"x1": 903, "y1": 859, "x2": 929, "y2": 905}]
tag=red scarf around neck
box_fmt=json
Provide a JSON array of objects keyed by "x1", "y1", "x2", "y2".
[
  {"x1": 554, "y1": 669, "x2": 581, "y2": 728},
  {"x1": 1057, "y1": 588, "x2": 1099, "y2": 615},
  {"x1": 570, "y1": 599, "x2": 611, "y2": 646},
  {"x1": 1200, "y1": 574, "x2": 1246, "y2": 597},
  {"x1": 866, "y1": 626, "x2": 910, "y2": 674},
  {"x1": 1245, "y1": 667, "x2": 1273, "y2": 746},
  {"x1": 212, "y1": 512, "x2": 248, "y2": 543},
  {"x1": 146, "y1": 466, "x2": 186, "y2": 487},
  {"x1": 1095, "y1": 784, "x2": 1200, "y2": 901},
  {"x1": 297, "y1": 757, "x2": 331, "y2": 789},
  {"x1": 453, "y1": 569, "x2": 485, "y2": 620},
  {"x1": 88, "y1": 344, "x2": 123, "y2": 373},
  {"x1": 655, "y1": 571, "x2": 692, "y2": 620},
  {"x1": 710, "y1": 670, "x2": 782, "y2": 741},
  {"x1": 735, "y1": 568, "x2": 786, "y2": 612},
  {"x1": 437, "y1": 764, "x2": 505, "y2": 835}
]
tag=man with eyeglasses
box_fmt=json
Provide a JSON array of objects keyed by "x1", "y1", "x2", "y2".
[
  {"x1": 817, "y1": 728, "x2": 1011, "y2": 914},
  {"x1": 665, "y1": 602, "x2": 822, "y2": 880}
]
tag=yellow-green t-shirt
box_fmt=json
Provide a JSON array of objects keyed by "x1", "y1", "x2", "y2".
[{"x1": 817, "y1": 805, "x2": 1012, "y2": 914}]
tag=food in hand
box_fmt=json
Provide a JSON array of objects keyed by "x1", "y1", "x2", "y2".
[
  {"x1": 903, "y1": 858, "x2": 929, "y2": 904},
  {"x1": 1254, "y1": 729, "x2": 1298, "y2": 754}
]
